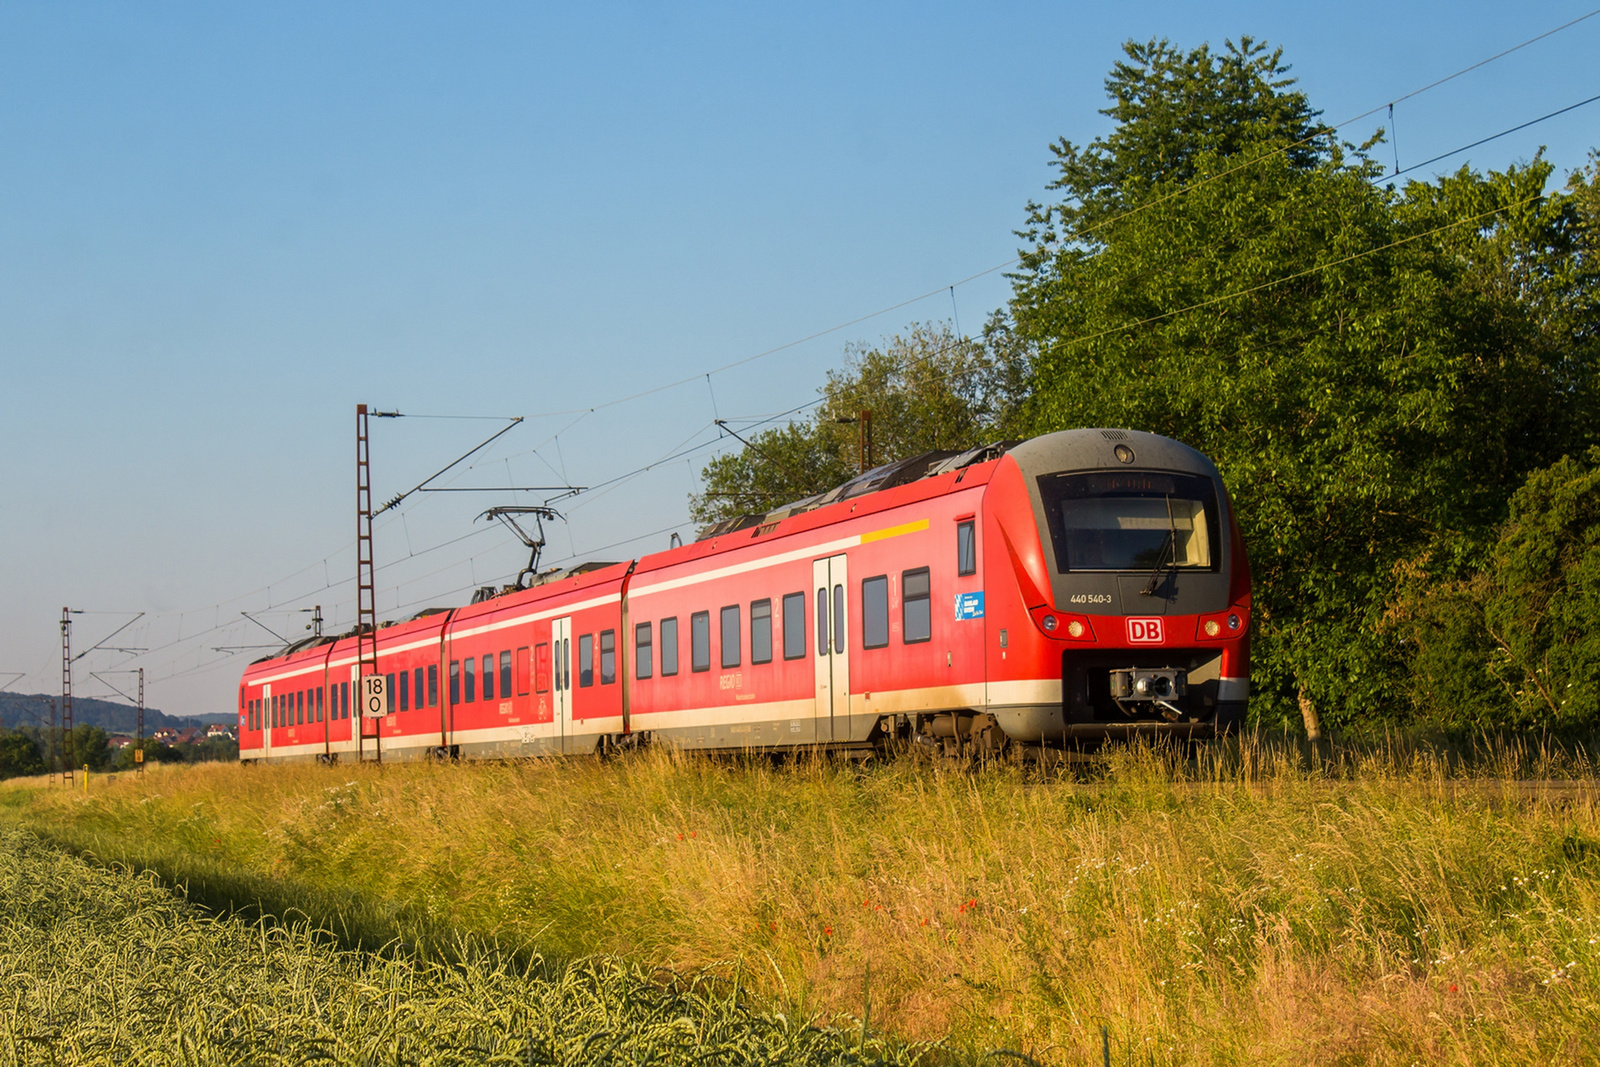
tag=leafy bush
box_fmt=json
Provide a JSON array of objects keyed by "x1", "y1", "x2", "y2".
[
  {"x1": 1396, "y1": 447, "x2": 1600, "y2": 729},
  {"x1": 0, "y1": 733, "x2": 45, "y2": 779}
]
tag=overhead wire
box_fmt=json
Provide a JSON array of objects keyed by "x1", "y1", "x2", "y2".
[{"x1": 1382, "y1": 91, "x2": 1600, "y2": 181}]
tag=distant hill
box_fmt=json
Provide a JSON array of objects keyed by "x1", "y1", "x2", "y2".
[{"x1": 0, "y1": 692, "x2": 232, "y2": 736}]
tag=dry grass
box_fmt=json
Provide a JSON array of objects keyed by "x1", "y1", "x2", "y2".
[{"x1": 3, "y1": 735, "x2": 1599, "y2": 1065}]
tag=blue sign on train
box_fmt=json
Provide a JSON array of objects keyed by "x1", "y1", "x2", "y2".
[{"x1": 954, "y1": 591, "x2": 985, "y2": 620}]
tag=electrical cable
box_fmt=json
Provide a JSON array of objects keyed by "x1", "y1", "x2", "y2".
[
  {"x1": 1382, "y1": 91, "x2": 1600, "y2": 182},
  {"x1": 1041, "y1": 191, "x2": 1545, "y2": 354}
]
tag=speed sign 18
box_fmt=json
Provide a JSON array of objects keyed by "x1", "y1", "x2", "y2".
[{"x1": 360, "y1": 675, "x2": 390, "y2": 719}]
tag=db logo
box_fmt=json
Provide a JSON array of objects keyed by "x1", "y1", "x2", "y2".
[{"x1": 1126, "y1": 618, "x2": 1164, "y2": 644}]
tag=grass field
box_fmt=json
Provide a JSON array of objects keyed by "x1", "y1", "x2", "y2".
[{"x1": 3, "y1": 736, "x2": 1599, "y2": 1065}]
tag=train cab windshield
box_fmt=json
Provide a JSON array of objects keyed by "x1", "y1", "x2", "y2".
[{"x1": 1039, "y1": 471, "x2": 1220, "y2": 573}]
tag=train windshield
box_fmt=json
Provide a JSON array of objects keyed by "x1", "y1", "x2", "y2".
[{"x1": 1038, "y1": 471, "x2": 1219, "y2": 573}]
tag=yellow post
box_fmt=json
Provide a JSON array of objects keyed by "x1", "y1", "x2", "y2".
[{"x1": 81, "y1": 764, "x2": 88, "y2": 794}]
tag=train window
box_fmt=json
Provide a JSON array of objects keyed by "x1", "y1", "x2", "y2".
[
  {"x1": 816, "y1": 589, "x2": 828, "y2": 657},
  {"x1": 316, "y1": 687, "x2": 324, "y2": 723},
  {"x1": 957, "y1": 521, "x2": 976, "y2": 576},
  {"x1": 384, "y1": 675, "x2": 395, "y2": 715},
  {"x1": 833, "y1": 585, "x2": 845, "y2": 654},
  {"x1": 515, "y1": 647, "x2": 529, "y2": 697},
  {"x1": 862, "y1": 576, "x2": 889, "y2": 649},
  {"x1": 720, "y1": 606, "x2": 741, "y2": 669},
  {"x1": 500, "y1": 650, "x2": 513, "y2": 698},
  {"x1": 415, "y1": 667, "x2": 426, "y2": 709},
  {"x1": 600, "y1": 631, "x2": 616, "y2": 685},
  {"x1": 341, "y1": 681, "x2": 350, "y2": 719},
  {"x1": 535, "y1": 643, "x2": 550, "y2": 693},
  {"x1": 428, "y1": 665, "x2": 438, "y2": 707},
  {"x1": 661, "y1": 617, "x2": 679, "y2": 676},
  {"x1": 579, "y1": 635, "x2": 594, "y2": 687},
  {"x1": 560, "y1": 638, "x2": 570, "y2": 690},
  {"x1": 691, "y1": 612, "x2": 710, "y2": 672},
  {"x1": 635, "y1": 623, "x2": 652, "y2": 680},
  {"x1": 481, "y1": 654, "x2": 494, "y2": 701},
  {"x1": 267, "y1": 696, "x2": 274, "y2": 729},
  {"x1": 903, "y1": 567, "x2": 932, "y2": 643},
  {"x1": 1039, "y1": 471, "x2": 1218, "y2": 573},
  {"x1": 751, "y1": 599, "x2": 772, "y2": 664},
  {"x1": 398, "y1": 670, "x2": 410, "y2": 712},
  {"x1": 463, "y1": 657, "x2": 476, "y2": 702},
  {"x1": 783, "y1": 592, "x2": 805, "y2": 659},
  {"x1": 450, "y1": 661, "x2": 461, "y2": 704},
  {"x1": 302, "y1": 689, "x2": 311, "y2": 725}
]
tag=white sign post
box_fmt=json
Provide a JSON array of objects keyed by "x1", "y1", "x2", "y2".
[{"x1": 360, "y1": 674, "x2": 390, "y2": 719}]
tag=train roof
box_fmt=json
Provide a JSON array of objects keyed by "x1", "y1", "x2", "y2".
[{"x1": 693, "y1": 440, "x2": 1018, "y2": 542}]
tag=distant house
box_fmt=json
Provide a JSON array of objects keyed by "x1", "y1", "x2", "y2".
[
  {"x1": 107, "y1": 735, "x2": 134, "y2": 750},
  {"x1": 174, "y1": 728, "x2": 202, "y2": 745},
  {"x1": 153, "y1": 728, "x2": 178, "y2": 742},
  {"x1": 206, "y1": 724, "x2": 233, "y2": 740}
]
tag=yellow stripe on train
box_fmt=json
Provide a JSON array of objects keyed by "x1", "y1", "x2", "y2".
[{"x1": 859, "y1": 518, "x2": 930, "y2": 544}]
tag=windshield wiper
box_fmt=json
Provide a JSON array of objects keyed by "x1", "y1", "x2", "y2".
[
  {"x1": 1140, "y1": 530, "x2": 1173, "y2": 596},
  {"x1": 1141, "y1": 495, "x2": 1179, "y2": 597}
]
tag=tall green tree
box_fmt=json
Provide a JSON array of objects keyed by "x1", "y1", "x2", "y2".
[
  {"x1": 691, "y1": 322, "x2": 1027, "y2": 525},
  {"x1": 1009, "y1": 38, "x2": 1600, "y2": 730}
]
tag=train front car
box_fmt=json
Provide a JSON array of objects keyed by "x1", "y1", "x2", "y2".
[{"x1": 981, "y1": 429, "x2": 1250, "y2": 745}]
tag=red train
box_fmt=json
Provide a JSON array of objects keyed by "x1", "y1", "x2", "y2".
[{"x1": 237, "y1": 429, "x2": 1250, "y2": 762}]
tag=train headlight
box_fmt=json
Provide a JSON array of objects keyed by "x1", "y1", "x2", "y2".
[
  {"x1": 1204, "y1": 619, "x2": 1221, "y2": 637},
  {"x1": 1227, "y1": 613, "x2": 1241, "y2": 630},
  {"x1": 1066, "y1": 620, "x2": 1084, "y2": 638},
  {"x1": 1042, "y1": 614, "x2": 1058, "y2": 632}
]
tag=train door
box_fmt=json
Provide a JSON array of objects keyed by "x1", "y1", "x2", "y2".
[
  {"x1": 552, "y1": 616, "x2": 571, "y2": 755},
  {"x1": 812, "y1": 555, "x2": 850, "y2": 743},
  {"x1": 262, "y1": 683, "x2": 272, "y2": 758}
]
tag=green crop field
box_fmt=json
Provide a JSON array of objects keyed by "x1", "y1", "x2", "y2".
[
  {"x1": 0, "y1": 826, "x2": 928, "y2": 1065},
  {"x1": 3, "y1": 736, "x2": 1599, "y2": 1065}
]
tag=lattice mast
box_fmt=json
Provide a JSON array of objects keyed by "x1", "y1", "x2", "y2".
[
  {"x1": 136, "y1": 667, "x2": 145, "y2": 777},
  {"x1": 356, "y1": 405, "x2": 379, "y2": 763},
  {"x1": 59, "y1": 608, "x2": 74, "y2": 787}
]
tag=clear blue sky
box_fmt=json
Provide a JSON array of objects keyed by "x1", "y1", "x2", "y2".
[{"x1": 3, "y1": 2, "x2": 1597, "y2": 718}]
